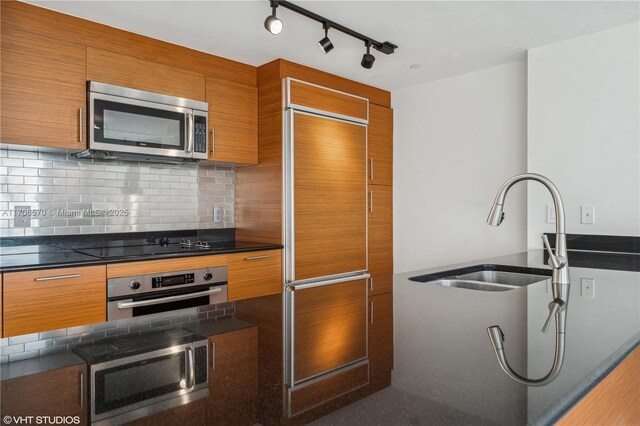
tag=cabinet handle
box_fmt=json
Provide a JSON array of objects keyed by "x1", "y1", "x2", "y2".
[
  {"x1": 370, "y1": 301, "x2": 375, "y2": 324},
  {"x1": 244, "y1": 255, "x2": 270, "y2": 261},
  {"x1": 210, "y1": 128, "x2": 215, "y2": 157},
  {"x1": 211, "y1": 341, "x2": 216, "y2": 370},
  {"x1": 79, "y1": 107, "x2": 84, "y2": 143},
  {"x1": 369, "y1": 191, "x2": 373, "y2": 212},
  {"x1": 369, "y1": 158, "x2": 374, "y2": 180},
  {"x1": 369, "y1": 277, "x2": 374, "y2": 292},
  {"x1": 79, "y1": 372, "x2": 84, "y2": 408},
  {"x1": 35, "y1": 273, "x2": 81, "y2": 281}
]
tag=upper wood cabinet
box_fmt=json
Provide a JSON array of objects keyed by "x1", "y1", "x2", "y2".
[
  {"x1": 368, "y1": 104, "x2": 393, "y2": 186},
  {"x1": 87, "y1": 47, "x2": 206, "y2": 101},
  {"x1": 1, "y1": 17, "x2": 86, "y2": 149},
  {"x1": 288, "y1": 79, "x2": 368, "y2": 121},
  {"x1": 206, "y1": 77, "x2": 258, "y2": 164},
  {"x1": 227, "y1": 250, "x2": 281, "y2": 301},
  {"x1": 3, "y1": 266, "x2": 106, "y2": 337},
  {"x1": 1, "y1": 362, "x2": 88, "y2": 424}
]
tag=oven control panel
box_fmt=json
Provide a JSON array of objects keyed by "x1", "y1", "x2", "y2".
[{"x1": 152, "y1": 273, "x2": 195, "y2": 288}]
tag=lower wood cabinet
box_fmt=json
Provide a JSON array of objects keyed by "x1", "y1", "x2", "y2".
[
  {"x1": 207, "y1": 325, "x2": 259, "y2": 426},
  {"x1": 368, "y1": 184, "x2": 393, "y2": 296},
  {"x1": 2, "y1": 266, "x2": 106, "y2": 337},
  {"x1": 368, "y1": 291, "x2": 393, "y2": 392},
  {"x1": 227, "y1": 249, "x2": 282, "y2": 301},
  {"x1": 1, "y1": 362, "x2": 88, "y2": 425}
]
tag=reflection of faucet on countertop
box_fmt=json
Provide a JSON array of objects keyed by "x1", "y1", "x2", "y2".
[{"x1": 486, "y1": 173, "x2": 570, "y2": 386}]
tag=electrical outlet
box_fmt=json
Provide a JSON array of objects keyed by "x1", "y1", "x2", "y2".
[
  {"x1": 546, "y1": 205, "x2": 556, "y2": 224},
  {"x1": 581, "y1": 278, "x2": 595, "y2": 298},
  {"x1": 213, "y1": 206, "x2": 224, "y2": 223},
  {"x1": 13, "y1": 205, "x2": 31, "y2": 228},
  {"x1": 581, "y1": 205, "x2": 595, "y2": 224}
]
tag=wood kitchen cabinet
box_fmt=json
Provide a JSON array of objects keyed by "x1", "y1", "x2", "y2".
[
  {"x1": 368, "y1": 292, "x2": 394, "y2": 392},
  {"x1": 3, "y1": 266, "x2": 106, "y2": 337},
  {"x1": 368, "y1": 105, "x2": 394, "y2": 186},
  {"x1": 368, "y1": 185, "x2": 393, "y2": 296},
  {"x1": 207, "y1": 325, "x2": 259, "y2": 426},
  {"x1": 1, "y1": 361, "x2": 88, "y2": 424},
  {"x1": 1, "y1": 13, "x2": 86, "y2": 149},
  {"x1": 206, "y1": 77, "x2": 258, "y2": 164},
  {"x1": 123, "y1": 399, "x2": 207, "y2": 426},
  {"x1": 227, "y1": 249, "x2": 282, "y2": 301}
]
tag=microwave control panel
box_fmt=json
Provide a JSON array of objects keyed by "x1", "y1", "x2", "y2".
[{"x1": 194, "y1": 115, "x2": 207, "y2": 154}]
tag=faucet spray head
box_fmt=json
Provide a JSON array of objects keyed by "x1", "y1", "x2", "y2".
[{"x1": 487, "y1": 203, "x2": 505, "y2": 226}]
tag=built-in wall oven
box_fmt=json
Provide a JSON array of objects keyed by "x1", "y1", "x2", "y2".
[
  {"x1": 74, "y1": 328, "x2": 209, "y2": 425},
  {"x1": 84, "y1": 81, "x2": 209, "y2": 161},
  {"x1": 107, "y1": 266, "x2": 228, "y2": 321}
]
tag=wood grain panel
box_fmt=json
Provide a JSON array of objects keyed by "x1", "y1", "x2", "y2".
[
  {"x1": 368, "y1": 104, "x2": 393, "y2": 186},
  {"x1": 1, "y1": 363, "x2": 87, "y2": 423},
  {"x1": 259, "y1": 59, "x2": 390, "y2": 108},
  {"x1": 368, "y1": 292, "x2": 393, "y2": 392},
  {"x1": 1, "y1": 21, "x2": 86, "y2": 149},
  {"x1": 228, "y1": 250, "x2": 282, "y2": 301},
  {"x1": 124, "y1": 398, "x2": 207, "y2": 426},
  {"x1": 207, "y1": 326, "x2": 259, "y2": 426},
  {"x1": 206, "y1": 77, "x2": 258, "y2": 164},
  {"x1": 3, "y1": 266, "x2": 106, "y2": 337},
  {"x1": 107, "y1": 255, "x2": 227, "y2": 278},
  {"x1": 1, "y1": 275, "x2": 3, "y2": 338},
  {"x1": 289, "y1": 80, "x2": 368, "y2": 121},
  {"x1": 557, "y1": 347, "x2": 639, "y2": 426},
  {"x1": 87, "y1": 47, "x2": 205, "y2": 101},
  {"x1": 235, "y1": 81, "x2": 283, "y2": 245},
  {"x1": 294, "y1": 113, "x2": 367, "y2": 280},
  {"x1": 289, "y1": 363, "x2": 369, "y2": 417},
  {"x1": 369, "y1": 185, "x2": 393, "y2": 296},
  {"x1": 3, "y1": 1, "x2": 256, "y2": 86},
  {"x1": 294, "y1": 279, "x2": 367, "y2": 382}
]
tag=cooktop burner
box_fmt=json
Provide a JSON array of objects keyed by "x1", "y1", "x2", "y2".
[{"x1": 75, "y1": 240, "x2": 229, "y2": 259}]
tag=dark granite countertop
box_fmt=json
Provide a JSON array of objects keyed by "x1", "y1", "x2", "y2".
[
  {"x1": 0, "y1": 229, "x2": 282, "y2": 272},
  {"x1": 186, "y1": 318, "x2": 256, "y2": 337},
  {"x1": 0, "y1": 351, "x2": 85, "y2": 381},
  {"x1": 393, "y1": 250, "x2": 640, "y2": 426}
]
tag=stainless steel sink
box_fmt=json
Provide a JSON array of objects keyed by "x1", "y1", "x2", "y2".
[
  {"x1": 452, "y1": 270, "x2": 549, "y2": 287},
  {"x1": 429, "y1": 279, "x2": 517, "y2": 292}
]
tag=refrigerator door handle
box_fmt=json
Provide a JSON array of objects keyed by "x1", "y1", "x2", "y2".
[{"x1": 289, "y1": 273, "x2": 370, "y2": 291}]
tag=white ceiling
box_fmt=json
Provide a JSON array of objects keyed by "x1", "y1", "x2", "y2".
[{"x1": 26, "y1": 1, "x2": 639, "y2": 91}]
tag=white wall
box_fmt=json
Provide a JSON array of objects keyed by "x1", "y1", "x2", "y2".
[
  {"x1": 527, "y1": 22, "x2": 640, "y2": 247},
  {"x1": 392, "y1": 61, "x2": 528, "y2": 273}
]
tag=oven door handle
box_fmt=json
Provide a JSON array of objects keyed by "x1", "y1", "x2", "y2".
[{"x1": 117, "y1": 287, "x2": 222, "y2": 309}]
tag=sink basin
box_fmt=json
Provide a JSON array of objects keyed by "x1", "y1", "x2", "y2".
[
  {"x1": 408, "y1": 264, "x2": 552, "y2": 292},
  {"x1": 429, "y1": 279, "x2": 517, "y2": 292}
]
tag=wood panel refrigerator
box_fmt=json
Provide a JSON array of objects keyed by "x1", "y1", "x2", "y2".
[{"x1": 283, "y1": 84, "x2": 370, "y2": 417}]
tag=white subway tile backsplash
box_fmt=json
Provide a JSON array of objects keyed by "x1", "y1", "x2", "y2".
[{"x1": 0, "y1": 148, "x2": 234, "y2": 235}]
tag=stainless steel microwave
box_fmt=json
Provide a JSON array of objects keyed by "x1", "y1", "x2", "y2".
[{"x1": 87, "y1": 82, "x2": 209, "y2": 161}]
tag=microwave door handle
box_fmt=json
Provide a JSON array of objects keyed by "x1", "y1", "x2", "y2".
[
  {"x1": 185, "y1": 347, "x2": 195, "y2": 390},
  {"x1": 185, "y1": 112, "x2": 194, "y2": 154},
  {"x1": 116, "y1": 287, "x2": 222, "y2": 309}
]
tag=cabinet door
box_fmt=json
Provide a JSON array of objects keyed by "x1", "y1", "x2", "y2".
[
  {"x1": 206, "y1": 77, "x2": 258, "y2": 164},
  {"x1": 208, "y1": 326, "x2": 259, "y2": 426},
  {"x1": 368, "y1": 292, "x2": 393, "y2": 392},
  {"x1": 288, "y1": 79, "x2": 368, "y2": 121},
  {"x1": 87, "y1": 47, "x2": 206, "y2": 101},
  {"x1": 1, "y1": 363, "x2": 87, "y2": 424},
  {"x1": 228, "y1": 250, "x2": 282, "y2": 301},
  {"x1": 3, "y1": 266, "x2": 106, "y2": 336},
  {"x1": 123, "y1": 398, "x2": 207, "y2": 426},
  {"x1": 1, "y1": 19, "x2": 86, "y2": 149},
  {"x1": 368, "y1": 185, "x2": 393, "y2": 296},
  {"x1": 368, "y1": 105, "x2": 393, "y2": 186},
  {"x1": 293, "y1": 112, "x2": 367, "y2": 281}
]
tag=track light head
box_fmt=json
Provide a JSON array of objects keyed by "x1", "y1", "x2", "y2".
[
  {"x1": 318, "y1": 23, "x2": 334, "y2": 53},
  {"x1": 361, "y1": 42, "x2": 375, "y2": 69},
  {"x1": 264, "y1": 3, "x2": 283, "y2": 35}
]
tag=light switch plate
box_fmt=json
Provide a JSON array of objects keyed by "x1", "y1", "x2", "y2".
[
  {"x1": 213, "y1": 206, "x2": 224, "y2": 223},
  {"x1": 581, "y1": 278, "x2": 595, "y2": 298},
  {"x1": 581, "y1": 205, "x2": 595, "y2": 224},
  {"x1": 546, "y1": 205, "x2": 556, "y2": 224}
]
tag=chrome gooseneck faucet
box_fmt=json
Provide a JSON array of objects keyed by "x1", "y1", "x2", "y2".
[{"x1": 486, "y1": 173, "x2": 570, "y2": 386}]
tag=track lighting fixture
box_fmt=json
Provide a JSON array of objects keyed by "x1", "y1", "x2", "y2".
[
  {"x1": 361, "y1": 42, "x2": 375, "y2": 69},
  {"x1": 263, "y1": 1, "x2": 397, "y2": 68},
  {"x1": 264, "y1": 1, "x2": 283, "y2": 35},
  {"x1": 318, "y1": 22, "x2": 334, "y2": 54}
]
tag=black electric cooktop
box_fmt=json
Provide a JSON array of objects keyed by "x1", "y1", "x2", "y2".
[{"x1": 74, "y1": 240, "x2": 272, "y2": 259}]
